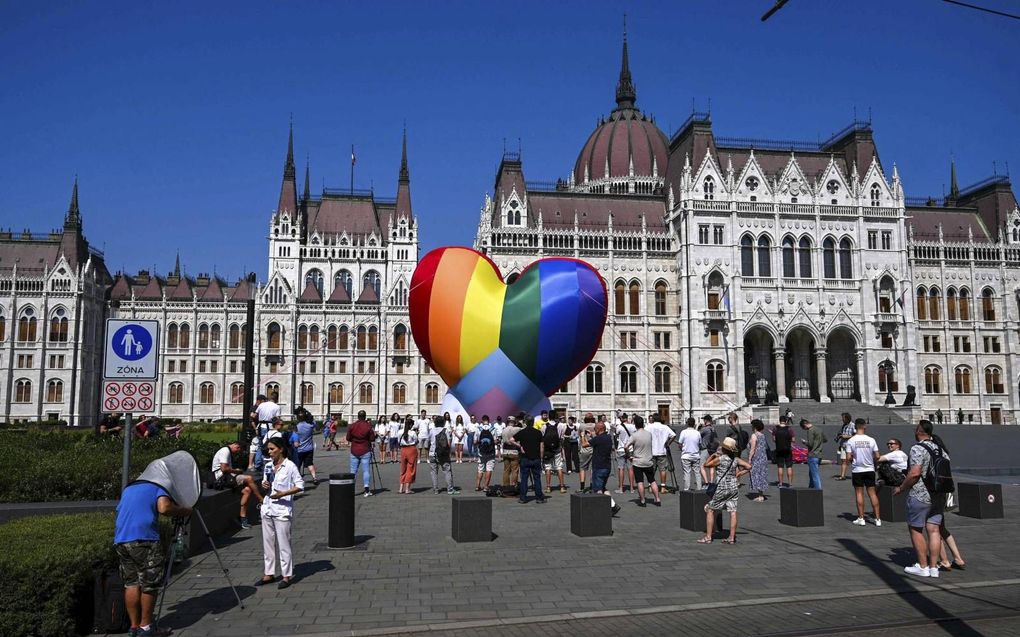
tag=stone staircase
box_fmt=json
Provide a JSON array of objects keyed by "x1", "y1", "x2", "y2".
[{"x1": 781, "y1": 399, "x2": 912, "y2": 427}]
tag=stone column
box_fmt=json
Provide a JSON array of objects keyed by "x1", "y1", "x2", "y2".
[
  {"x1": 855, "y1": 350, "x2": 866, "y2": 403},
  {"x1": 774, "y1": 348, "x2": 788, "y2": 403},
  {"x1": 816, "y1": 348, "x2": 830, "y2": 403}
]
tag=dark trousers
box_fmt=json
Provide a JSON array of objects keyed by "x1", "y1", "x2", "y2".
[
  {"x1": 563, "y1": 441, "x2": 580, "y2": 473},
  {"x1": 519, "y1": 457, "x2": 543, "y2": 501}
]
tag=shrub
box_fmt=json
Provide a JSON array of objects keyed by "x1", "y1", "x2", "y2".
[
  {"x1": 0, "y1": 432, "x2": 221, "y2": 503},
  {"x1": 0, "y1": 512, "x2": 117, "y2": 637}
]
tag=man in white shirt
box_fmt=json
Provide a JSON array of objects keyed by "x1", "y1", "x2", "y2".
[
  {"x1": 492, "y1": 416, "x2": 505, "y2": 457},
  {"x1": 614, "y1": 414, "x2": 635, "y2": 493},
  {"x1": 387, "y1": 417, "x2": 402, "y2": 463},
  {"x1": 249, "y1": 394, "x2": 282, "y2": 470},
  {"x1": 466, "y1": 415, "x2": 479, "y2": 461},
  {"x1": 877, "y1": 437, "x2": 908, "y2": 485},
  {"x1": 211, "y1": 441, "x2": 262, "y2": 529},
  {"x1": 846, "y1": 419, "x2": 882, "y2": 526},
  {"x1": 676, "y1": 417, "x2": 703, "y2": 491},
  {"x1": 415, "y1": 410, "x2": 431, "y2": 463},
  {"x1": 646, "y1": 415, "x2": 677, "y2": 493}
]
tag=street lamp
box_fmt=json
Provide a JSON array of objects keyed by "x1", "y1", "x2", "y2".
[{"x1": 881, "y1": 361, "x2": 896, "y2": 405}]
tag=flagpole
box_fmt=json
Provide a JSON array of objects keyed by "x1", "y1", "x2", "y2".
[{"x1": 350, "y1": 144, "x2": 355, "y2": 195}]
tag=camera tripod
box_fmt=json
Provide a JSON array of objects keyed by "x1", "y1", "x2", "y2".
[
  {"x1": 664, "y1": 448, "x2": 680, "y2": 494},
  {"x1": 155, "y1": 510, "x2": 244, "y2": 630},
  {"x1": 368, "y1": 450, "x2": 385, "y2": 493}
]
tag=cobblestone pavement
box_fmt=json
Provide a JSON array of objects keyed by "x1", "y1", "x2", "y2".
[{"x1": 158, "y1": 448, "x2": 1020, "y2": 636}]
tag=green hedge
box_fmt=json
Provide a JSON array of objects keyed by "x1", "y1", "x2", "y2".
[
  {"x1": 0, "y1": 432, "x2": 220, "y2": 503},
  {"x1": 0, "y1": 512, "x2": 117, "y2": 637}
]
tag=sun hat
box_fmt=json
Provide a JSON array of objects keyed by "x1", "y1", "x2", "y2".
[{"x1": 721, "y1": 437, "x2": 739, "y2": 453}]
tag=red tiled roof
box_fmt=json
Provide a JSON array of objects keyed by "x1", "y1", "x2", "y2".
[
  {"x1": 135, "y1": 277, "x2": 164, "y2": 300},
  {"x1": 199, "y1": 278, "x2": 226, "y2": 302},
  {"x1": 356, "y1": 284, "x2": 379, "y2": 304},
  {"x1": 298, "y1": 280, "x2": 322, "y2": 303},
  {"x1": 528, "y1": 192, "x2": 667, "y2": 231},
  {"x1": 109, "y1": 274, "x2": 133, "y2": 300},
  {"x1": 168, "y1": 278, "x2": 193, "y2": 300},
  {"x1": 327, "y1": 281, "x2": 352, "y2": 304},
  {"x1": 573, "y1": 109, "x2": 668, "y2": 184},
  {"x1": 230, "y1": 278, "x2": 254, "y2": 302},
  {"x1": 307, "y1": 196, "x2": 381, "y2": 237},
  {"x1": 907, "y1": 207, "x2": 991, "y2": 242}
]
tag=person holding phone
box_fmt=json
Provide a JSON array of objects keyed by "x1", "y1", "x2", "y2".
[{"x1": 257, "y1": 437, "x2": 304, "y2": 589}]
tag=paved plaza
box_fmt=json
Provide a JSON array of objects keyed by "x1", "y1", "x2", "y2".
[{"x1": 158, "y1": 446, "x2": 1020, "y2": 636}]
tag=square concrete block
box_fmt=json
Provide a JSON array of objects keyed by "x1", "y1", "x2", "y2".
[
  {"x1": 451, "y1": 496, "x2": 492, "y2": 542},
  {"x1": 957, "y1": 482, "x2": 1004, "y2": 519},
  {"x1": 679, "y1": 489, "x2": 721, "y2": 533},
  {"x1": 570, "y1": 493, "x2": 612, "y2": 537},
  {"x1": 877, "y1": 485, "x2": 907, "y2": 523},
  {"x1": 780, "y1": 487, "x2": 824, "y2": 527}
]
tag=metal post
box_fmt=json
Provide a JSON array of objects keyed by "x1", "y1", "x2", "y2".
[
  {"x1": 240, "y1": 298, "x2": 256, "y2": 445},
  {"x1": 121, "y1": 411, "x2": 133, "y2": 492},
  {"x1": 328, "y1": 472, "x2": 356, "y2": 548}
]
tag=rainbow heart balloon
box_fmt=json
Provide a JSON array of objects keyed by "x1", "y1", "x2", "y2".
[{"x1": 410, "y1": 247, "x2": 607, "y2": 418}]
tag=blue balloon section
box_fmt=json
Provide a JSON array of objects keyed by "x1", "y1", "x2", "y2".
[{"x1": 112, "y1": 324, "x2": 153, "y2": 361}]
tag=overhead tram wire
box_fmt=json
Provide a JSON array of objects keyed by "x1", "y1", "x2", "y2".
[{"x1": 942, "y1": 0, "x2": 1020, "y2": 20}]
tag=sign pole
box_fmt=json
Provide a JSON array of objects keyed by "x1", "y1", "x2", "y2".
[{"x1": 121, "y1": 411, "x2": 133, "y2": 492}]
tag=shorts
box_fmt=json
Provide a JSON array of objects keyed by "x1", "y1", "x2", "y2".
[
  {"x1": 907, "y1": 495, "x2": 944, "y2": 528},
  {"x1": 388, "y1": 437, "x2": 400, "y2": 449},
  {"x1": 615, "y1": 450, "x2": 632, "y2": 468},
  {"x1": 774, "y1": 450, "x2": 793, "y2": 468},
  {"x1": 478, "y1": 457, "x2": 496, "y2": 473},
  {"x1": 653, "y1": 455, "x2": 669, "y2": 473},
  {"x1": 579, "y1": 447, "x2": 593, "y2": 470},
  {"x1": 213, "y1": 473, "x2": 244, "y2": 489},
  {"x1": 116, "y1": 541, "x2": 166, "y2": 593},
  {"x1": 851, "y1": 471, "x2": 876, "y2": 488},
  {"x1": 707, "y1": 489, "x2": 738, "y2": 512},
  {"x1": 839, "y1": 446, "x2": 852, "y2": 460},
  {"x1": 297, "y1": 450, "x2": 314, "y2": 467},
  {"x1": 544, "y1": 454, "x2": 565, "y2": 472},
  {"x1": 634, "y1": 465, "x2": 656, "y2": 484}
]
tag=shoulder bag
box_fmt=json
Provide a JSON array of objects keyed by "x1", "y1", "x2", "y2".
[{"x1": 705, "y1": 456, "x2": 736, "y2": 498}]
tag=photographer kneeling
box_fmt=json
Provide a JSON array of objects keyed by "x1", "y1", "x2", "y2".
[
  {"x1": 211, "y1": 441, "x2": 264, "y2": 529},
  {"x1": 114, "y1": 480, "x2": 193, "y2": 636}
]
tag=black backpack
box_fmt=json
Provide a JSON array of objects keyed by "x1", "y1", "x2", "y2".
[
  {"x1": 543, "y1": 425, "x2": 561, "y2": 457},
  {"x1": 477, "y1": 429, "x2": 495, "y2": 456},
  {"x1": 736, "y1": 429, "x2": 750, "y2": 452},
  {"x1": 921, "y1": 442, "x2": 954, "y2": 494},
  {"x1": 435, "y1": 429, "x2": 452, "y2": 463}
]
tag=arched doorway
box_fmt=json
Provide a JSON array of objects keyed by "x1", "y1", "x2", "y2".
[
  {"x1": 743, "y1": 326, "x2": 776, "y2": 403},
  {"x1": 785, "y1": 327, "x2": 817, "y2": 400},
  {"x1": 826, "y1": 328, "x2": 859, "y2": 400}
]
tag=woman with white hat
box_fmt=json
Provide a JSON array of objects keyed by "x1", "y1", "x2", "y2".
[{"x1": 698, "y1": 436, "x2": 751, "y2": 545}]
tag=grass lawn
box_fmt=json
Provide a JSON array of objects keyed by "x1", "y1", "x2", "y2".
[{"x1": 181, "y1": 431, "x2": 239, "y2": 443}]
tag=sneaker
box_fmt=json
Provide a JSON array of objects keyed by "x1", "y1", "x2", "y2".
[
  {"x1": 611, "y1": 504, "x2": 622, "y2": 516},
  {"x1": 240, "y1": 518, "x2": 251, "y2": 529},
  {"x1": 434, "y1": 490, "x2": 442, "y2": 495},
  {"x1": 928, "y1": 568, "x2": 940, "y2": 578},
  {"x1": 536, "y1": 497, "x2": 547, "y2": 504},
  {"x1": 312, "y1": 478, "x2": 319, "y2": 486},
  {"x1": 136, "y1": 626, "x2": 172, "y2": 637},
  {"x1": 874, "y1": 519, "x2": 882, "y2": 527},
  {"x1": 559, "y1": 486, "x2": 567, "y2": 493},
  {"x1": 614, "y1": 489, "x2": 625, "y2": 494},
  {"x1": 852, "y1": 517, "x2": 866, "y2": 526},
  {"x1": 518, "y1": 498, "x2": 528, "y2": 504},
  {"x1": 363, "y1": 490, "x2": 373, "y2": 498},
  {"x1": 904, "y1": 564, "x2": 930, "y2": 577},
  {"x1": 637, "y1": 500, "x2": 647, "y2": 507},
  {"x1": 545, "y1": 486, "x2": 552, "y2": 493},
  {"x1": 447, "y1": 489, "x2": 460, "y2": 495},
  {"x1": 652, "y1": 500, "x2": 662, "y2": 507}
]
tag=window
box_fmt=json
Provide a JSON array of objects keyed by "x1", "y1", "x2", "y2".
[
  {"x1": 953, "y1": 335, "x2": 971, "y2": 353},
  {"x1": 928, "y1": 287, "x2": 941, "y2": 320},
  {"x1": 395, "y1": 361, "x2": 404, "y2": 373},
  {"x1": 740, "y1": 236, "x2": 754, "y2": 276},
  {"x1": 823, "y1": 238, "x2": 836, "y2": 278},
  {"x1": 14, "y1": 379, "x2": 31, "y2": 403},
  {"x1": 619, "y1": 331, "x2": 637, "y2": 349},
  {"x1": 230, "y1": 382, "x2": 245, "y2": 403},
  {"x1": 614, "y1": 281, "x2": 626, "y2": 315},
  {"x1": 922, "y1": 335, "x2": 941, "y2": 352},
  {"x1": 653, "y1": 331, "x2": 671, "y2": 349},
  {"x1": 982, "y1": 288, "x2": 995, "y2": 321},
  {"x1": 229, "y1": 324, "x2": 241, "y2": 349},
  {"x1": 620, "y1": 364, "x2": 638, "y2": 393},
  {"x1": 267, "y1": 322, "x2": 281, "y2": 350},
  {"x1": 48, "y1": 310, "x2": 68, "y2": 342},
  {"x1": 199, "y1": 382, "x2": 215, "y2": 404},
  {"x1": 709, "y1": 329, "x2": 721, "y2": 346},
  {"x1": 301, "y1": 382, "x2": 314, "y2": 404},
  {"x1": 368, "y1": 326, "x2": 379, "y2": 350},
  {"x1": 878, "y1": 365, "x2": 898, "y2": 392},
  {"x1": 363, "y1": 270, "x2": 381, "y2": 297},
  {"x1": 628, "y1": 282, "x2": 640, "y2": 315},
  {"x1": 168, "y1": 382, "x2": 184, "y2": 404},
  {"x1": 393, "y1": 324, "x2": 408, "y2": 350},
  {"x1": 46, "y1": 379, "x2": 63, "y2": 402},
  {"x1": 867, "y1": 231, "x2": 878, "y2": 250},
  {"x1": 167, "y1": 360, "x2": 176, "y2": 373},
  {"x1": 706, "y1": 362, "x2": 724, "y2": 392},
  {"x1": 16, "y1": 354, "x2": 33, "y2": 368},
  {"x1": 946, "y1": 289, "x2": 958, "y2": 320},
  {"x1": 654, "y1": 364, "x2": 671, "y2": 393},
  {"x1": 229, "y1": 360, "x2": 238, "y2": 373},
  {"x1": 305, "y1": 268, "x2": 325, "y2": 296},
  {"x1": 757, "y1": 236, "x2": 772, "y2": 277},
  {"x1": 17, "y1": 309, "x2": 37, "y2": 342},
  {"x1": 198, "y1": 324, "x2": 210, "y2": 349},
  {"x1": 0, "y1": 313, "x2": 5, "y2": 342},
  {"x1": 924, "y1": 366, "x2": 942, "y2": 394},
  {"x1": 654, "y1": 282, "x2": 667, "y2": 316},
  {"x1": 838, "y1": 238, "x2": 852, "y2": 279},
  {"x1": 585, "y1": 364, "x2": 604, "y2": 393},
  {"x1": 985, "y1": 366, "x2": 1004, "y2": 394},
  {"x1": 178, "y1": 323, "x2": 190, "y2": 348},
  {"x1": 369, "y1": 361, "x2": 376, "y2": 373},
  {"x1": 880, "y1": 331, "x2": 893, "y2": 349},
  {"x1": 392, "y1": 383, "x2": 407, "y2": 404},
  {"x1": 179, "y1": 359, "x2": 187, "y2": 373},
  {"x1": 297, "y1": 325, "x2": 308, "y2": 350},
  {"x1": 870, "y1": 183, "x2": 881, "y2": 207},
  {"x1": 425, "y1": 383, "x2": 440, "y2": 403},
  {"x1": 916, "y1": 288, "x2": 928, "y2": 320},
  {"x1": 881, "y1": 231, "x2": 891, "y2": 250},
  {"x1": 954, "y1": 367, "x2": 972, "y2": 394},
  {"x1": 796, "y1": 237, "x2": 811, "y2": 278},
  {"x1": 335, "y1": 270, "x2": 353, "y2": 297},
  {"x1": 356, "y1": 325, "x2": 367, "y2": 350},
  {"x1": 358, "y1": 383, "x2": 373, "y2": 403},
  {"x1": 713, "y1": 225, "x2": 724, "y2": 245},
  {"x1": 703, "y1": 176, "x2": 715, "y2": 200},
  {"x1": 782, "y1": 237, "x2": 795, "y2": 278},
  {"x1": 698, "y1": 225, "x2": 710, "y2": 244},
  {"x1": 336, "y1": 325, "x2": 349, "y2": 350},
  {"x1": 329, "y1": 383, "x2": 344, "y2": 404},
  {"x1": 983, "y1": 336, "x2": 1001, "y2": 353},
  {"x1": 48, "y1": 354, "x2": 65, "y2": 368},
  {"x1": 959, "y1": 289, "x2": 971, "y2": 320},
  {"x1": 506, "y1": 199, "x2": 521, "y2": 226},
  {"x1": 199, "y1": 360, "x2": 207, "y2": 373}
]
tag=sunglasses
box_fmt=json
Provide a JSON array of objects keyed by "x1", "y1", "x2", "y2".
[{"x1": 887, "y1": 442, "x2": 898, "y2": 446}]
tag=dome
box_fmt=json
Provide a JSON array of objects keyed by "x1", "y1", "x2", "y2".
[{"x1": 571, "y1": 36, "x2": 668, "y2": 191}]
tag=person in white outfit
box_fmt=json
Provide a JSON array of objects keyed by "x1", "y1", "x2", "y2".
[{"x1": 257, "y1": 437, "x2": 304, "y2": 589}]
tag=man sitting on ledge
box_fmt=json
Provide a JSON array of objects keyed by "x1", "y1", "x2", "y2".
[{"x1": 211, "y1": 441, "x2": 263, "y2": 529}]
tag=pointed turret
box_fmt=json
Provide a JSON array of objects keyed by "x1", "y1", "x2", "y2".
[
  {"x1": 949, "y1": 159, "x2": 960, "y2": 201},
  {"x1": 64, "y1": 177, "x2": 81, "y2": 229},
  {"x1": 173, "y1": 252, "x2": 181, "y2": 278},
  {"x1": 303, "y1": 155, "x2": 311, "y2": 202},
  {"x1": 394, "y1": 126, "x2": 413, "y2": 220},
  {"x1": 277, "y1": 122, "x2": 298, "y2": 215},
  {"x1": 615, "y1": 20, "x2": 636, "y2": 110}
]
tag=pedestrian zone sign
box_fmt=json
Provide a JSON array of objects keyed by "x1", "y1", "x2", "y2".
[{"x1": 104, "y1": 319, "x2": 159, "y2": 380}]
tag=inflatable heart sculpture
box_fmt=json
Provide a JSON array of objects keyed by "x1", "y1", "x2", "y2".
[{"x1": 410, "y1": 247, "x2": 607, "y2": 418}]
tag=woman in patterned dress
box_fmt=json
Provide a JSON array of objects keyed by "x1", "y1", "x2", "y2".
[
  {"x1": 747, "y1": 419, "x2": 770, "y2": 502},
  {"x1": 698, "y1": 437, "x2": 752, "y2": 544}
]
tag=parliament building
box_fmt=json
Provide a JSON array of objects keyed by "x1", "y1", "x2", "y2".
[{"x1": 2, "y1": 38, "x2": 1018, "y2": 427}]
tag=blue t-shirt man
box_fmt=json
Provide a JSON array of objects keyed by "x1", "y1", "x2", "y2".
[
  {"x1": 297, "y1": 421, "x2": 315, "y2": 453},
  {"x1": 114, "y1": 482, "x2": 171, "y2": 544}
]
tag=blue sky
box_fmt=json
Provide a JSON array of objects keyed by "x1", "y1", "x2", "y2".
[{"x1": 1, "y1": 1, "x2": 1018, "y2": 282}]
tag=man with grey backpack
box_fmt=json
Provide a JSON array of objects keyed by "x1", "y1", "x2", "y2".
[{"x1": 894, "y1": 420, "x2": 954, "y2": 578}]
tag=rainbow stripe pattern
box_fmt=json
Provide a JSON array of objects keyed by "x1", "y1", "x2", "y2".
[{"x1": 410, "y1": 247, "x2": 607, "y2": 418}]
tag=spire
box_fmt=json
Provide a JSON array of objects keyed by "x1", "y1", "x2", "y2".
[
  {"x1": 395, "y1": 126, "x2": 412, "y2": 220},
  {"x1": 615, "y1": 16, "x2": 636, "y2": 110},
  {"x1": 949, "y1": 158, "x2": 959, "y2": 200},
  {"x1": 284, "y1": 119, "x2": 296, "y2": 180},
  {"x1": 277, "y1": 122, "x2": 298, "y2": 215},
  {"x1": 64, "y1": 176, "x2": 81, "y2": 228},
  {"x1": 399, "y1": 124, "x2": 410, "y2": 184},
  {"x1": 173, "y1": 251, "x2": 181, "y2": 277},
  {"x1": 303, "y1": 155, "x2": 311, "y2": 201}
]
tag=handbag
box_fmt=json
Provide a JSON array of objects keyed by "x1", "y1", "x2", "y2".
[
  {"x1": 705, "y1": 456, "x2": 736, "y2": 498},
  {"x1": 763, "y1": 433, "x2": 774, "y2": 463}
]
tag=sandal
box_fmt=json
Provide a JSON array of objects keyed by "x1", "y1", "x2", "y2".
[
  {"x1": 696, "y1": 537, "x2": 713, "y2": 544},
  {"x1": 953, "y1": 560, "x2": 967, "y2": 570},
  {"x1": 723, "y1": 538, "x2": 737, "y2": 545},
  {"x1": 938, "y1": 561, "x2": 953, "y2": 571}
]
